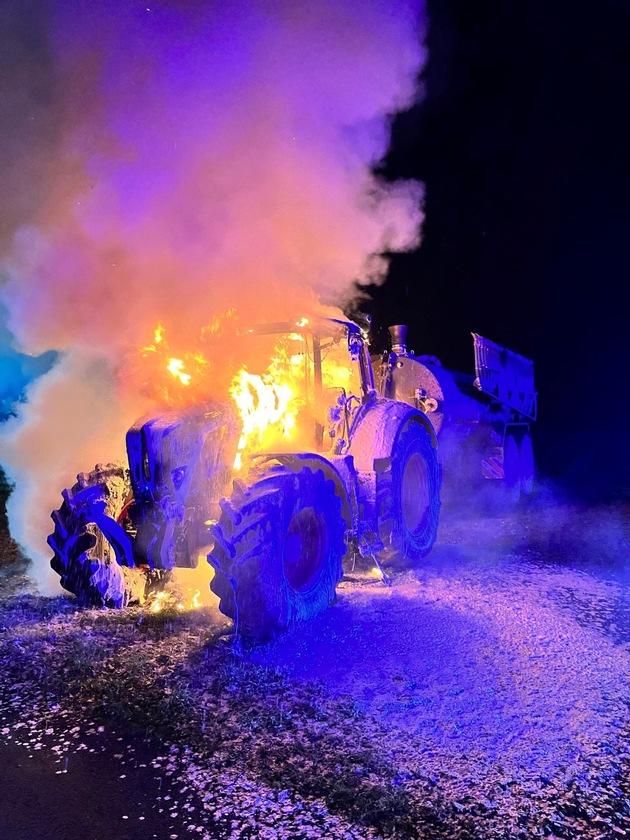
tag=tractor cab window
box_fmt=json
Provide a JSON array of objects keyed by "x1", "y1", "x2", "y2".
[{"x1": 228, "y1": 324, "x2": 361, "y2": 464}]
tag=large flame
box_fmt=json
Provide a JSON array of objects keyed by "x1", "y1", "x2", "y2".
[
  {"x1": 230, "y1": 336, "x2": 306, "y2": 469},
  {"x1": 228, "y1": 326, "x2": 362, "y2": 469},
  {"x1": 135, "y1": 315, "x2": 362, "y2": 473}
]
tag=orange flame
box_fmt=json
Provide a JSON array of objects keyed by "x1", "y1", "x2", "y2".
[
  {"x1": 147, "y1": 587, "x2": 203, "y2": 613},
  {"x1": 135, "y1": 316, "x2": 359, "y2": 465},
  {"x1": 134, "y1": 321, "x2": 222, "y2": 405},
  {"x1": 149, "y1": 591, "x2": 169, "y2": 613},
  {"x1": 230, "y1": 369, "x2": 297, "y2": 470},
  {"x1": 167, "y1": 357, "x2": 192, "y2": 386},
  {"x1": 230, "y1": 335, "x2": 308, "y2": 469}
]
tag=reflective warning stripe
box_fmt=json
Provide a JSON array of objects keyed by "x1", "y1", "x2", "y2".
[{"x1": 482, "y1": 456, "x2": 504, "y2": 480}]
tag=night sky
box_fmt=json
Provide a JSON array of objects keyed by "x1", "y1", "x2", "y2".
[{"x1": 364, "y1": 0, "x2": 630, "y2": 498}]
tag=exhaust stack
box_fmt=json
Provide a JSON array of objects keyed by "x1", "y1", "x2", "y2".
[{"x1": 388, "y1": 325, "x2": 408, "y2": 356}]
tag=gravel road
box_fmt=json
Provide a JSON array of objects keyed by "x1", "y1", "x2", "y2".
[{"x1": 1, "y1": 487, "x2": 629, "y2": 838}]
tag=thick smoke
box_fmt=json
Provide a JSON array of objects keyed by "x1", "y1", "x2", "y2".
[{"x1": 0, "y1": 0, "x2": 427, "y2": 586}]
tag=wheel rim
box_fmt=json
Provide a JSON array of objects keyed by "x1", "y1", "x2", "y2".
[
  {"x1": 401, "y1": 452, "x2": 429, "y2": 535},
  {"x1": 283, "y1": 507, "x2": 326, "y2": 593}
]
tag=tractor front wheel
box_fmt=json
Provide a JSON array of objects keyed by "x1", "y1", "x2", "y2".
[
  {"x1": 208, "y1": 465, "x2": 347, "y2": 641},
  {"x1": 49, "y1": 464, "x2": 150, "y2": 608}
]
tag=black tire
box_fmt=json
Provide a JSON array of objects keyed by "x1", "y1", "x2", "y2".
[
  {"x1": 502, "y1": 432, "x2": 523, "y2": 505},
  {"x1": 48, "y1": 464, "x2": 148, "y2": 608},
  {"x1": 519, "y1": 432, "x2": 535, "y2": 496},
  {"x1": 377, "y1": 420, "x2": 441, "y2": 561},
  {"x1": 208, "y1": 466, "x2": 347, "y2": 641}
]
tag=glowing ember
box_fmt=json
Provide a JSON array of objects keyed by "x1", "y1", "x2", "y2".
[
  {"x1": 149, "y1": 591, "x2": 170, "y2": 613},
  {"x1": 147, "y1": 587, "x2": 204, "y2": 613}
]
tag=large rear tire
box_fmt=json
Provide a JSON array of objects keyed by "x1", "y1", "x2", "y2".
[
  {"x1": 378, "y1": 420, "x2": 441, "y2": 562},
  {"x1": 208, "y1": 466, "x2": 346, "y2": 641},
  {"x1": 519, "y1": 432, "x2": 535, "y2": 496},
  {"x1": 502, "y1": 432, "x2": 523, "y2": 505},
  {"x1": 48, "y1": 464, "x2": 149, "y2": 608}
]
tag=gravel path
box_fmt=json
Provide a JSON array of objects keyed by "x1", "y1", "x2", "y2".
[{"x1": 1, "y1": 493, "x2": 629, "y2": 838}]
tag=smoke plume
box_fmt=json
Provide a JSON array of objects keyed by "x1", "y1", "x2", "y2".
[{"x1": 0, "y1": 0, "x2": 427, "y2": 586}]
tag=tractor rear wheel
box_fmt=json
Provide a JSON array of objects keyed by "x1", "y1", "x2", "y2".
[
  {"x1": 503, "y1": 432, "x2": 523, "y2": 505},
  {"x1": 378, "y1": 420, "x2": 441, "y2": 562},
  {"x1": 49, "y1": 464, "x2": 151, "y2": 608},
  {"x1": 519, "y1": 432, "x2": 535, "y2": 496},
  {"x1": 208, "y1": 465, "x2": 346, "y2": 641}
]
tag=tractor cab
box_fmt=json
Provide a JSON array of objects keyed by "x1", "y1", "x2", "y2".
[{"x1": 228, "y1": 318, "x2": 367, "y2": 463}]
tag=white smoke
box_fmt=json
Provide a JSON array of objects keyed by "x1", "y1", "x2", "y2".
[{"x1": 0, "y1": 0, "x2": 428, "y2": 587}]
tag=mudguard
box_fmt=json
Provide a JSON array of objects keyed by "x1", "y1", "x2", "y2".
[{"x1": 347, "y1": 398, "x2": 438, "y2": 472}]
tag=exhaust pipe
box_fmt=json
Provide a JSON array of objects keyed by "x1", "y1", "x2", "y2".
[{"x1": 388, "y1": 325, "x2": 408, "y2": 356}]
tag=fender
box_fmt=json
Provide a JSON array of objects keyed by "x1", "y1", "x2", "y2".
[
  {"x1": 251, "y1": 451, "x2": 353, "y2": 531},
  {"x1": 347, "y1": 398, "x2": 438, "y2": 473}
]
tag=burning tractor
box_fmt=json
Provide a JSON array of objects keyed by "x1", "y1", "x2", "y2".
[{"x1": 48, "y1": 318, "x2": 442, "y2": 639}]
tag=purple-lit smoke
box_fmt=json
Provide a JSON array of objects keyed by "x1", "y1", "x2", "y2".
[
  {"x1": 3, "y1": 0, "x2": 426, "y2": 354},
  {"x1": 0, "y1": 0, "x2": 427, "y2": 584}
]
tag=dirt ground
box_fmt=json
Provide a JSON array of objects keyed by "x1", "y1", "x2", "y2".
[{"x1": 1, "y1": 484, "x2": 630, "y2": 839}]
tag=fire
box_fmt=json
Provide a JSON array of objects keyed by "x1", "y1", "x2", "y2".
[
  {"x1": 229, "y1": 332, "x2": 310, "y2": 469},
  {"x1": 228, "y1": 327, "x2": 361, "y2": 470},
  {"x1": 200, "y1": 308, "x2": 237, "y2": 341},
  {"x1": 167, "y1": 358, "x2": 192, "y2": 386},
  {"x1": 149, "y1": 591, "x2": 169, "y2": 613},
  {"x1": 134, "y1": 321, "x2": 221, "y2": 405},
  {"x1": 147, "y1": 588, "x2": 203, "y2": 613},
  {"x1": 136, "y1": 316, "x2": 359, "y2": 470},
  {"x1": 230, "y1": 368, "x2": 298, "y2": 470},
  {"x1": 322, "y1": 356, "x2": 354, "y2": 389}
]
